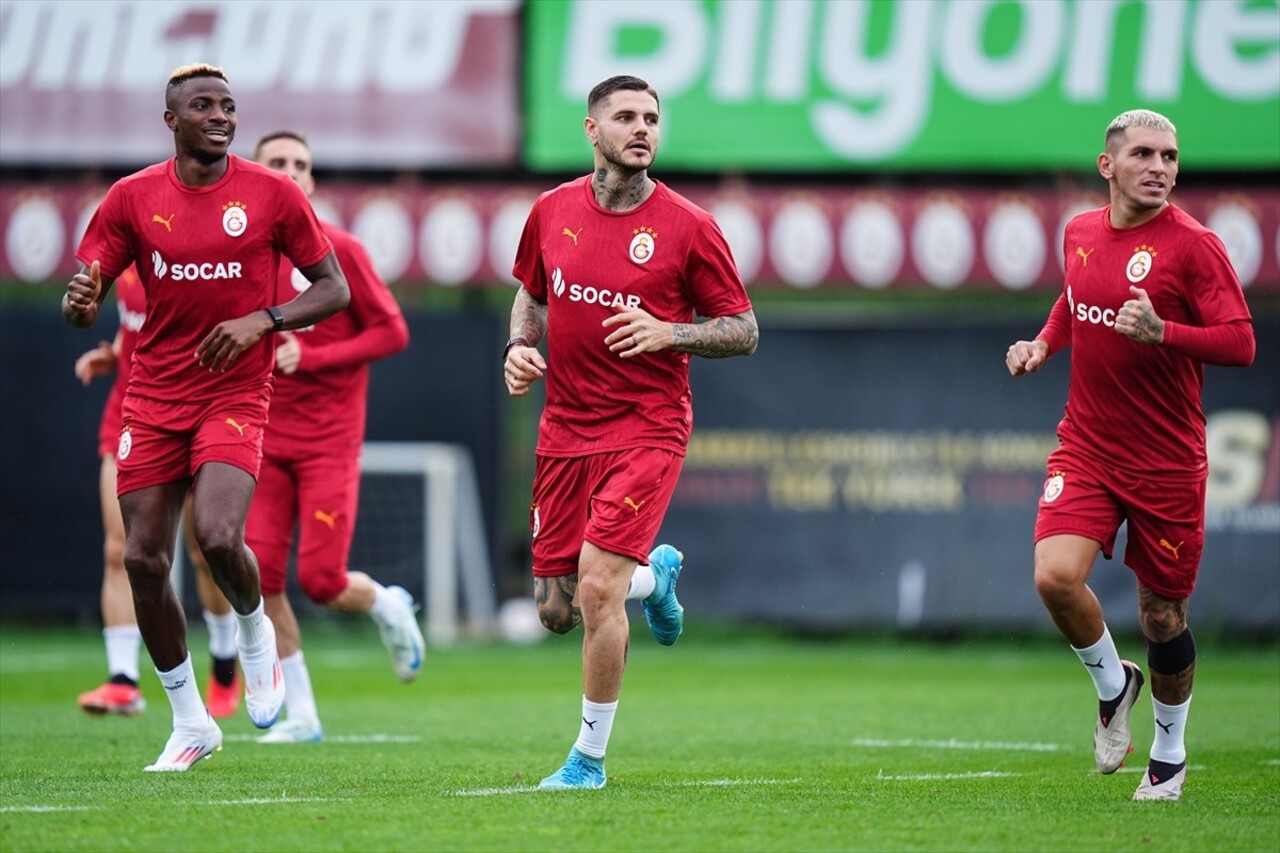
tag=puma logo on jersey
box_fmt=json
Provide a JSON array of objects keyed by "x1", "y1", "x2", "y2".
[
  {"x1": 314, "y1": 510, "x2": 340, "y2": 530},
  {"x1": 1075, "y1": 246, "x2": 1094, "y2": 266},
  {"x1": 562, "y1": 227, "x2": 583, "y2": 245},
  {"x1": 152, "y1": 213, "x2": 175, "y2": 231},
  {"x1": 1158, "y1": 538, "x2": 1184, "y2": 559},
  {"x1": 623, "y1": 497, "x2": 645, "y2": 513},
  {"x1": 223, "y1": 418, "x2": 248, "y2": 436}
]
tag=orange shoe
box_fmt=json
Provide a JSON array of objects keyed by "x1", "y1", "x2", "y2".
[
  {"x1": 206, "y1": 669, "x2": 242, "y2": 719},
  {"x1": 78, "y1": 681, "x2": 146, "y2": 716}
]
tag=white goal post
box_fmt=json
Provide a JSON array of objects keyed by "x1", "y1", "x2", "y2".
[
  {"x1": 358, "y1": 441, "x2": 497, "y2": 646},
  {"x1": 173, "y1": 441, "x2": 496, "y2": 647}
]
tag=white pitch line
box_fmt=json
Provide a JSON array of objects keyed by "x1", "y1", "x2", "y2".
[
  {"x1": 1, "y1": 797, "x2": 340, "y2": 814},
  {"x1": 876, "y1": 770, "x2": 1022, "y2": 781},
  {"x1": 852, "y1": 737, "x2": 1064, "y2": 752},
  {"x1": 450, "y1": 786, "x2": 544, "y2": 797},
  {"x1": 449, "y1": 777, "x2": 804, "y2": 797},
  {"x1": 677, "y1": 778, "x2": 803, "y2": 788},
  {"x1": 224, "y1": 734, "x2": 421, "y2": 744},
  {"x1": 204, "y1": 797, "x2": 339, "y2": 806}
]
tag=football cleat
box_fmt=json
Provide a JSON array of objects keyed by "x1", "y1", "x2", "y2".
[
  {"x1": 144, "y1": 712, "x2": 222, "y2": 772},
  {"x1": 538, "y1": 748, "x2": 607, "y2": 790},
  {"x1": 78, "y1": 681, "x2": 146, "y2": 717},
  {"x1": 642, "y1": 544, "x2": 685, "y2": 646},
  {"x1": 205, "y1": 668, "x2": 241, "y2": 720},
  {"x1": 239, "y1": 618, "x2": 286, "y2": 729},
  {"x1": 256, "y1": 716, "x2": 324, "y2": 744},
  {"x1": 1095, "y1": 660, "x2": 1145, "y2": 774},
  {"x1": 376, "y1": 586, "x2": 425, "y2": 682},
  {"x1": 1134, "y1": 759, "x2": 1186, "y2": 801}
]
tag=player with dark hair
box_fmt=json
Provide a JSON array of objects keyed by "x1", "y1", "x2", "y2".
[
  {"x1": 74, "y1": 265, "x2": 149, "y2": 716},
  {"x1": 242, "y1": 128, "x2": 419, "y2": 744},
  {"x1": 64, "y1": 63, "x2": 349, "y2": 771},
  {"x1": 505, "y1": 74, "x2": 758, "y2": 789},
  {"x1": 1006, "y1": 109, "x2": 1255, "y2": 801},
  {"x1": 74, "y1": 266, "x2": 242, "y2": 720}
]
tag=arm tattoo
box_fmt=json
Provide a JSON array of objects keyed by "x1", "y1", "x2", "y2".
[
  {"x1": 671, "y1": 309, "x2": 759, "y2": 359},
  {"x1": 510, "y1": 288, "x2": 547, "y2": 347}
]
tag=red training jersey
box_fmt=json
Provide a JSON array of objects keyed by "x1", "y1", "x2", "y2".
[
  {"x1": 1044, "y1": 203, "x2": 1253, "y2": 476},
  {"x1": 266, "y1": 221, "x2": 409, "y2": 451},
  {"x1": 512, "y1": 176, "x2": 753, "y2": 456},
  {"x1": 77, "y1": 155, "x2": 333, "y2": 403},
  {"x1": 112, "y1": 264, "x2": 147, "y2": 390},
  {"x1": 102, "y1": 264, "x2": 147, "y2": 420}
]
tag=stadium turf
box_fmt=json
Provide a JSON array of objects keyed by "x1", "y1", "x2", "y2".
[{"x1": 0, "y1": 622, "x2": 1276, "y2": 852}]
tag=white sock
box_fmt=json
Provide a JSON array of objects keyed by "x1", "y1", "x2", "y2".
[
  {"x1": 369, "y1": 582, "x2": 396, "y2": 623},
  {"x1": 1071, "y1": 625, "x2": 1126, "y2": 700},
  {"x1": 203, "y1": 609, "x2": 239, "y2": 659},
  {"x1": 235, "y1": 599, "x2": 271, "y2": 651},
  {"x1": 625, "y1": 563, "x2": 655, "y2": 601},
  {"x1": 281, "y1": 651, "x2": 319, "y2": 724},
  {"x1": 104, "y1": 625, "x2": 142, "y2": 683},
  {"x1": 156, "y1": 654, "x2": 206, "y2": 726},
  {"x1": 1150, "y1": 695, "x2": 1191, "y2": 765},
  {"x1": 573, "y1": 696, "x2": 618, "y2": 760}
]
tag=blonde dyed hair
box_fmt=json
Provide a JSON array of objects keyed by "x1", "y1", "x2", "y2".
[
  {"x1": 166, "y1": 64, "x2": 229, "y2": 107},
  {"x1": 1105, "y1": 109, "x2": 1177, "y2": 152}
]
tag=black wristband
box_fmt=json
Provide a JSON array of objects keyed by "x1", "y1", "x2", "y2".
[
  {"x1": 503, "y1": 336, "x2": 528, "y2": 362},
  {"x1": 265, "y1": 306, "x2": 285, "y2": 332}
]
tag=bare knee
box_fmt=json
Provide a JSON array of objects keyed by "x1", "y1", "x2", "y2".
[
  {"x1": 123, "y1": 548, "x2": 171, "y2": 591},
  {"x1": 193, "y1": 519, "x2": 243, "y2": 568},
  {"x1": 534, "y1": 575, "x2": 579, "y2": 634},
  {"x1": 103, "y1": 531, "x2": 126, "y2": 576},
  {"x1": 538, "y1": 599, "x2": 579, "y2": 634},
  {"x1": 1138, "y1": 587, "x2": 1188, "y2": 642},
  {"x1": 1033, "y1": 557, "x2": 1082, "y2": 605}
]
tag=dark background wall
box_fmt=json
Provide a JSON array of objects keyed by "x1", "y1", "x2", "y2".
[{"x1": 3, "y1": 301, "x2": 1275, "y2": 631}]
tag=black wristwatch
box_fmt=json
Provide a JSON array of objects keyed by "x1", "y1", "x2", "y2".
[
  {"x1": 503, "y1": 336, "x2": 529, "y2": 362},
  {"x1": 265, "y1": 306, "x2": 285, "y2": 332}
]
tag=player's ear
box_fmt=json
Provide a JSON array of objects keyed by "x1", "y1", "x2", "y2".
[
  {"x1": 164, "y1": 109, "x2": 178, "y2": 132},
  {"x1": 584, "y1": 116, "x2": 598, "y2": 147},
  {"x1": 1097, "y1": 152, "x2": 1113, "y2": 180}
]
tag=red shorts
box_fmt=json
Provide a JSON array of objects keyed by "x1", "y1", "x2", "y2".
[
  {"x1": 530, "y1": 447, "x2": 683, "y2": 577},
  {"x1": 115, "y1": 390, "x2": 269, "y2": 496},
  {"x1": 98, "y1": 381, "x2": 125, "y2": 459},
  {"x1": 1034, "y1": 445, "x2": 1205, "y2": 598},
  {"x1": 246, "y1": 444, "x2": 361, "y2": 602}
]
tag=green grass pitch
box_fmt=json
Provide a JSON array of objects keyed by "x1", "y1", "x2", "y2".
[{"x1": 1, "y1": 622, "x2": 1276, "y2": 852}]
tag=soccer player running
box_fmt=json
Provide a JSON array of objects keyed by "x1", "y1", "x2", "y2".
[
  {"x1": 1006, "y1": 109, "x2": 1254, "y2": 801},
  {"x1": 74, "y1": 266, "x2": 245, "y2": 721},
  {"x1": 505, "y1": 75, "x2": 758, "y2": 789},
  {"x1": 242, "y1": 130, "x2": 420, "y2": 744},
  {"x1": 74, "y1": 265, "x2": 148, "y2": 717},
  {"x1": 63, "y1": 64, "x2": 350, "y2": 771}
]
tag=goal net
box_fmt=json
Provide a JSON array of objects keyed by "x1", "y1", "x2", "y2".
[{"x1": 174, "y1": 441, "x2": 496, "y2": 646}]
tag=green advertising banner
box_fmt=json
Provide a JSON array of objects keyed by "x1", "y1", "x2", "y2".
[{"x1": 524, "y1": 0, "x2": 1280, "y2": 172}]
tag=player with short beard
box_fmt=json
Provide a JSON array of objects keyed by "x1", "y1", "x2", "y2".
[
  {"x1": 505, "y1": 74, "x2": 758, "y2": 790},
  {"x1": 197, "y1": 130, "x2": 419, "y2": 746},
  {"x1": 64, "y1": 63, "x2": 349, "y2": 771},
  {"x1": 1006, "y1": 109, "x2": 1255, "y2": 801}
]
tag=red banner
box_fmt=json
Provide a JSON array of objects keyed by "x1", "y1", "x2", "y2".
[
  {"x1": 0, "y1": 1, "x2": 518, "y2": 168},
  {"x1": 3, "y1": 181, "x2": 1277, "y2": 292}
]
